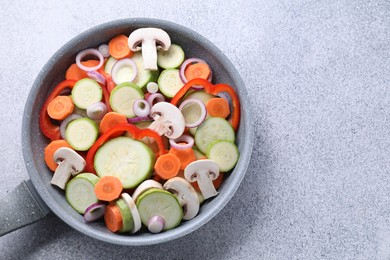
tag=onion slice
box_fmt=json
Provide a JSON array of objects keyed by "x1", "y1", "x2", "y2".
[
  {"x1": 111, "y1": 58, "x2": 137, "y2": 85},
  {"x1": 216, "y1": 92, "x2": 230, "y2": 103},
  {"x1": 98, "y1": 44, "x2": 110, "y2": 58},
  {"x1": 146, "y1": 93, "x2": 165, "y2": 108},
  {"x1": 83, "y1": 203, "x2": 106, "y2": 222},
  {"x1": 127, "y1": 116, "x2": 152, "y2": 124},
  {"x1": 87, "y1": 71, "x2": 106, "y2": 85},
  {"x1": 60, "y1": 114, "x2": 82, "y2": 139},
  {"x1": 87, "y1": 102, "x2": 107, "y2": 120},
  {"x1": 148, "y1": 215, "x2": 165, "y2": 233},
  {"x1": 133, "y1": 99, "x2": 151, "y2": 117},
  {"x1": 76, "y1": 48, "x2": 104, "y2": 72},
  {"x1": 178, "y1": 98, "x2": 207, "y2": 128},
  {"x1": 169, "y1": 135, "x2": 194, "y2": 150},
  {"x1": 179, "y1": 58, "x2": 213, "y2": 88},
  {"x1": 146, "y1": 82, "x2": 159, "y2": 93}
]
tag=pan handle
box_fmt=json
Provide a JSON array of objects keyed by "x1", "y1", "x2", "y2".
[{"x1": 0, "y1": 180, "x2": 50, "y2": 237}]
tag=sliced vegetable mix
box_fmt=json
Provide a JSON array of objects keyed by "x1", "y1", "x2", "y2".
[{"x1": 39, "y1": 27, "x2": 241, "y2": 235}]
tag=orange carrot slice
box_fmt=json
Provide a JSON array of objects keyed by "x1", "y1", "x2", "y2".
[
  {"x1": 94, "y1": 176, "x2": 123, "y2": 202},
  {"x1": 99, "y1": 112, "x2": 128, "y2": 135},
  {"x1": 65, "y1": 60, "x2": 100, "y2": 81},
  {"x1": 104, "y1": 203, "x2": 123, "y2": 232},
  {"x1": 154, "y1": 153, "x2": 181, "y2": 180},
  {"x1": 44, "y1": 140, "x2": 72, "y2": 171},
  {"x1": 169, "y1": 147, "x2": 196, "y2": 170},
  {"x1": 206, "y1": 98, "x2": 230, "y2": 118},
  {"x1": 184, "y1": 63, "x2": 211, "y2": 81},
  {"x1": 47, "y1": 95, "x2": 74, "y2": 120},
  {"x1": 108, "y1": 34, "x2": 133, "y2": 59}
]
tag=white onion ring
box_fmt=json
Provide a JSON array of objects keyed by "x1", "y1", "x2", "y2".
[
  {"x1": 87, "y1": 71, "x2": 106, "y2": 85},
  {"x1": 83, "y1": 203, "x2": 106, "y2": 222},
  {"x1": 76, "y1": 48, "x2": 104, "y2": 72},
  {"x1": 111, "y1": 58, "x2": 137, "y2": 85},
  {"x1": 169, "y1": 134, "x2": 194, "y2": 150},
  {"x1": 216, "y1": 92, "x2": 230, "y2": 103},
  {"x1": 60, "y1": 114, "x2": 82, "y2": 139},
  {"x1": 146, "y1": 82, "x2": 159, "y2": 93},
  {"x1": 98, "y1": 44, "x2": 110, "y2": 58},
  {"x1": 133, "y1": 99, "x2": 151, "y2": 117},
  {"x1": 87, "y1": 102, "x2": 108, "y2": 120},
  {"x1": 146, "y1": 93, "x2": 165, "y2": 108},
  {"x1": 178, "y1": 98, "x2": 207, "y2": 128},
  {"x1": 148, "y1": 215, "x2": 165, "y2": 233},
  {"x1": 179, "y1": 58, "x2": 213, "y2": 89}
]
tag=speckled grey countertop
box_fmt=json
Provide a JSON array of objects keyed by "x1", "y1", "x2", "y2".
[{"x1": 1, "y1": 1, "x2": 389, "y2": 259}]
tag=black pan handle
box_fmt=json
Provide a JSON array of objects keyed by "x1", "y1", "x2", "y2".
[{"x1": 0, "y1": 180, "x2": 50, "y2": 236}]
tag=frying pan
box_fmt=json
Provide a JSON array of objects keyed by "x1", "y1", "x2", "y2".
[{"x1": 0, "y1": 18, "x2": 254, "y2": 245}]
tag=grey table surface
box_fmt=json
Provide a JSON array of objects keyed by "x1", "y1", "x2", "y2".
[{"x1": 1, "y1": 0, "x2": 389, "y2": 259}]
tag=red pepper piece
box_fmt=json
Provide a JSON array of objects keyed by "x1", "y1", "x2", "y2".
[
  {"x1": 39, "y1": 80, "x2": 77, "y2": 140},
  {"x1": 97, "y1": 67, "x2": 114, "y2": 106},
  {"x1": 208, "y1": 83, "x2": 240, "y2": 131},
  {"x1": 170, "y1": 78, "x2": 240, "y2": 131},
  {"x1": 101, "y1": 85, "x2": 112, "y2": 112},
  {"x1": 85, "y1": 123, "x2": 167, "y2": 173}
]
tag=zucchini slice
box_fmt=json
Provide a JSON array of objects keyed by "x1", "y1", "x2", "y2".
[{"x1": 94, "y1": 137, "x2": 154, "y2": 189}]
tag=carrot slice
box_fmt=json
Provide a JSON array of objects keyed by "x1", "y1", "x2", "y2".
[
  {"x1": 94, "y1": 176, "x2": 123, "y2": 202},
  {"x1": 108, "y1": 34, "x2": 133, "y2": 59},
  {"x1": 169, "y1": 147, "x2": 196, "y2": 170},
  {"x1": 44, "y1": 140, "x2": 72, "y2": 171},
  {"x1": 65, "y1": 60, "x2": 100, "y2": 81},
  {"x1": 206, "y1": 98, "x2": 230, "y2": 118},
  {"x1": 154, "y1": 153, "x2": 181, "y2": 180},
  {"x1": 46, "y1": 95, "x2": 74, "y2": 120},
  {"x1": 99, "y1": 112, "x2": 128, "y2": 135},
  {"x1": 104, "y1": 203, "x2": 123, "y2": 232},
  {"x1": 184, "y1": 63, "x2": 211, "y2": 81}
]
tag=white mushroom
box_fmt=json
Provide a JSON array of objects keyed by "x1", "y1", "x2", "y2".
[
  {"x1": 131, "y1": 179, "x2": 163, "y2": 203},
  {"x1": 197, "y1": 191, "x2": 205, "y2": 204},
  {"x1": 128, "y1": 28, "x2": 171, "y2": 71},
  {"x1": 51, "y1": 147, "x2": 86, "y2": 189},
  {"x1": 148, "y1": 102, "x2": 185, "y2": 139},
  {"x1": 184, "y1": 159, "x2": 220, "y2": 200},
  {"x1": 163, "y1": 177, "x2": 200, "y2": 220}
]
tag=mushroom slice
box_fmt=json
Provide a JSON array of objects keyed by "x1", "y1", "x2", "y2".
[
  {"x1": 148, "y1": 102, "x2": 185, "y2": 139},
  {"x1": 184, "y1": 159, "x2": 220, "y2": 200},
  {"x1": 128, "y1": 28, "x2": 171, "y2": 71},
  {"x1": 131, "y1": 179, "x2": 163, "y2": 203},
  {"x1": 196, "y1": 191, "x2": 205, "y2": 204},
  {"x1": 51, "y1": 147, "x2": 86, "y2": 189},
  {"x1": 163, "y1": 177, "x2": 200, "y2": 220}
]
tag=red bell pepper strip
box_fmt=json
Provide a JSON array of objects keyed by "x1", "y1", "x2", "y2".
[
  {"x1": 39, "y1": 80, "x2": 77, "y2": 140},
  {"x1": 98, "y1": 66, "x2": 116, "y2": 93},
  {"x1": 170, "y1": 78, "x2": 240, "y2": 131},
  {"x1": 96, "y1": 67, "x2": 113, "y2": 111},
  {"x1": 101, "y1": 84, "x2": 112, "y2": 112},
  {"x1": 85, "y1": 123, "x2": 167, "y2": 173}
]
